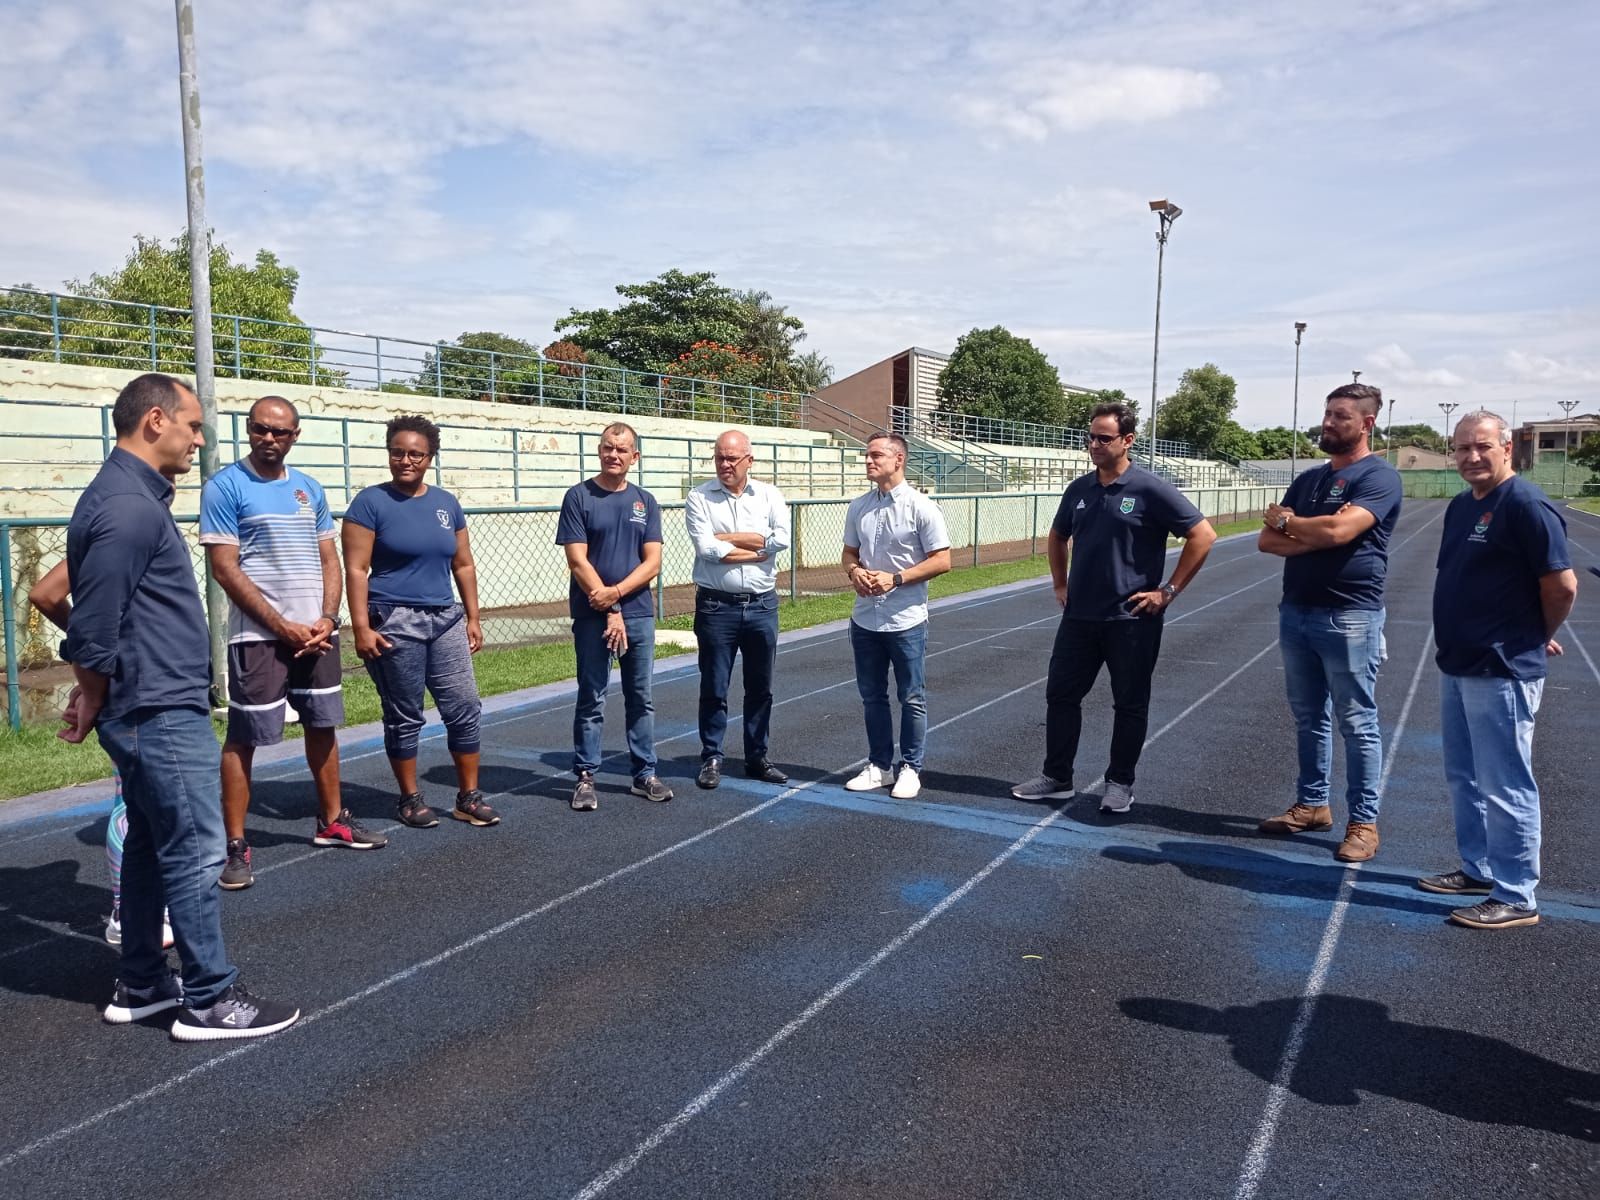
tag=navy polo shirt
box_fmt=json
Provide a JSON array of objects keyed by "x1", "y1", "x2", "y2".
[
  {"x1": 62, "y1": 447, "x2": 211, "y2": 719},
  {"x1": 555, "y1": 479, "x2": 663, "y2": 620},
  {"x1": 1053, "y1": 464, "x2": 1204, "y2": 621},
  {"x1": 1434, "y1": 475, "x2": 1570, "y2": 680},
  {"x1": 1280, "y1": 455, "x2": 1403, "y2": 610}
]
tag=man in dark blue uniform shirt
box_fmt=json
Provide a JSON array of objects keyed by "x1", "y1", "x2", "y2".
[
  {"x1": 1418, "y1": 411, "x2": 1575, "y2": 929},
  {"x1": 1256, "y1": 383, "x2": 1403, "y2": 862},
  {"x1": 1012, "y1": 401, "x2": 1216, "y2": 813}
]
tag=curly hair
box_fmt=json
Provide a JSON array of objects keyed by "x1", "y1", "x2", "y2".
[{"x1": 386, "y1": 414, "x2": 441, "y2": 457}]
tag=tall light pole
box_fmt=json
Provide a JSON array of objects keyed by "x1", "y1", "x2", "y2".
[
  {"x1": 1290, "y1": 322, "x2": 1306, "y2": 478},
  {"x1": 1438, "y1": 401, "x2": 1459, "y2": 452},
  {"x1": 1351, "y1": 370, "x2": 1362, "y2": 384},
  {"x1": 1559, "y1": 399, "x2": 1580, "y2": 497},
  {"x1": 1147, "y1": 199, "x2": 1182, "y2": 466},
  {"x1": 1385, "y1": 397, "x2": 1396, "y2": 464}
]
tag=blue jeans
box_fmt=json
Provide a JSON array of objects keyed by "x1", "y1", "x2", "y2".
[
  {"x1": 1279, "y1": 604, "x2": 1386, "y2": 823},
  {"x1": 694, "y1": 589, "x2": 778, "y2": 762},
  {"x1": 96, "y1": 707, "x2": 239, "y2": 1009},
  {"x1": 573, "y1": 616, "x2": 656, "y2": 780},
  {"x1": 363, "y1": 603, "x2": 482, "y2": 760},
  {"x1": 1440, "y1": 672, "x2": 1543, "y2": 908},
  {"x1": 850, "y1": 620, "x2": 928, "y2": 772}
]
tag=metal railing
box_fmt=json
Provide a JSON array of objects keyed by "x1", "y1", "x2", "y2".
[
  {"x1": 0, "y1": 286, "x2": 811, "y2": 428},
  {"x1": 1, "y1": 484, "x2": 1282, "y2": 727},
  {"x1": 899, "y1": 407, "x2": 1199, "y2": 461}
]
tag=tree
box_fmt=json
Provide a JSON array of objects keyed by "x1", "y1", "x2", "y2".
[
  {"x1": 1066, "y1": 387, "x2": 1139, "y2": 434},
  {"x1": 937, "y1": 326, "x2": 1066, "y2": 427},
  {"x1": 790, "y1": 350, "x2": 833, "y2": 394},
  {"x1": 554, "y1": 269, "x2": 746, "y2": 373},
  {"x1": 1572, "y1": 431, "x2": 1600, "y2": 471},
  {"x1": 734, "y1": 289, "x2": 806, "y2": 390},
  {"x1": 1253, "y1": 426, "x2": 1321, "y2": 460},
  {"x1": 1210, "y1": 420, "x2": 1263, "y2": 461},
  {"x1": 414, "y1": 331, "x2": 541, "y2": 400},
  {"x1": 1153, "y1": 363, "x2": 1239, "y2": 455}
]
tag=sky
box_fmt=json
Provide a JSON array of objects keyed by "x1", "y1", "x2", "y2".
[{"x1": 1, "y1": 0, "x2": 1596, "y2": 432}]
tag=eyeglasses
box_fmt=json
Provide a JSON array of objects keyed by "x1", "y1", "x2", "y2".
[
  {"x1": 248, "y1": 421, "x2": 298, "y2": 439},
  {"x1": 387, "y1": 448, "x2": 430, "y2": 463},
  {"x1": 1086, "y1": 432, "x2": 1125, "y2": 445},
  {"x1": 713, "y1": 454, "x2": 751, "y2": 464}
]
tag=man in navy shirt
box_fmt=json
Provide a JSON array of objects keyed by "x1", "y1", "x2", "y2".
[
  {"x1": 1012, "y1": 401, "x2": 1216, "y2": 813},
  {"x1": 1257, "y1": 383, "x2": 1403, "y2": 862},
  {"x1": 556, "y1": 422, "x2": 670, "y2": 809},
  {"x1": 1419, "y1": 411, "x2": 1575, "y2": 928},
  {"x1": 63, "y1": 372, "x2": 299, "y2": 1041}
]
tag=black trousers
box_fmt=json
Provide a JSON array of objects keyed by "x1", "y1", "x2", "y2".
[{"x1": 1042, "y1": 616, "x2": 1165, "y2": 787}]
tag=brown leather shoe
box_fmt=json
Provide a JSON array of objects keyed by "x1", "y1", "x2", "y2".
[
  {"x1": 1258, "y1": 803, "x2": 1334, "y2": 835},
  {"x1": 1335, "y1": 822, "x2": 1379, "y2": 862}
]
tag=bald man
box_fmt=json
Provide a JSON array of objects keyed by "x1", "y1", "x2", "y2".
[{"x1": 684, "y1": 430, "x2": 792, "y2": 789}]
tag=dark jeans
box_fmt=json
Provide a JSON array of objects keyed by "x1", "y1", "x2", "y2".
[
  {"x1": 849, "y1": 620, "x2": 929, "y2": 771},
  {"x1": 96, "y1": 706, "x2": 240, "y2": 1009},
  {"x1": 572, "y1": 616, "x2": 656, "y2": 780},
  {"x1": 694, "y1": 589, "x2": 779, "y2": 762},
  {"x1": 1043, "y1": 616, "x2": 1165, "y2": 787}
]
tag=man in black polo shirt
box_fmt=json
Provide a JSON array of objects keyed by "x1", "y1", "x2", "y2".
[{"x1": 1012, "y1": 401, "x2": 1216, "y2": 812}]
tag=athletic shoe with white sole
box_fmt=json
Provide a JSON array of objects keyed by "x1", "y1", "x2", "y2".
[
  {"x1": 844, "y1": 764, "x2": 893, "y2": 792},
  {"x1": 1100, "y1": 781, "x2": 1134, "y2": 813},
  {"x1": 105, "y1": 909, "x2": 175, "y2": 948},
  {"x1": 170, "y1": 982, "x2": 300, "y2": 1042},
  {"x1": 103, "y1": 973, "x2": 183, "y2": 1024},
  {"x1": 1010, "y1": 774, "x2": 1075, "y2": 801},
  {"x1": 891, "y1": 766, "x2": 922, "y2": 799},
  {"x1": 312, "y1": 809, "x2": 389, "y2": 849}
]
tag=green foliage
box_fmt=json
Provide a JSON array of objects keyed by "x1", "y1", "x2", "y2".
[
  {"x1": 414, "y1": 331, "x2": 541, "y2": 400},
  {"x1": 1154, "y1": 363, "x2": 1239, "y2": 455},
  {"x1": 554, "y1": 269, "x2": 747, "y2": 373},
  {"x1": 1384, "y1": 422, "x2": 1448, "y2": 454},
  {"x1": 937, "y1": 326, "x2": 1066, "y2": 426},
  {"x1": 1253, "y1": 426, "x2": 1321, "y2": 460},
  {"x1": 1066, "y1": 387, "x2": 1139, "y2": 434},
  {"x1": 1209, "y1": 420, "x2": 1263, "y2": 461},
  {"x1": 30, "y1": 233, "x2": 340, "y2": 385},
  {"x1": 790, "y1": 350, "x2": 834, "y2": 393},
  {"x1": 1570, "y1": 431, "x2": 1600, "y2": 470},
  {"x1": 734, "y1": 290, "x2": 807, "y2": 389}
]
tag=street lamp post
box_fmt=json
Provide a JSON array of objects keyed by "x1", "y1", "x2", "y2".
[
  {"x1": 1385, "y1": 397, "x2": 1396, "y2": 464},
  {"x1": 1438, "y1": 402, "x2": 1459, "y2": 453},
  {"x1": 1352, "y1": 370, "x2": 1362, "y2": 384},
  {"x1": 1147, "y1": 199, "x2": 1182, "y2": 467},
  {"x1": 1290, "y1": 322, "x2": 1306, "y2": 479},
  {"x1": 1559, "y1": 399, "x2": 1580, "y2": 497}
]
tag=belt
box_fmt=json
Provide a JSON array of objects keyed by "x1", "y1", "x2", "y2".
[{"x1": 697, "y1": 587, "x2": 773, "y2": 604}]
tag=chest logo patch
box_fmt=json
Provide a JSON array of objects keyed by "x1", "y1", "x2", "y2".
[
  {"x1": 1075, "y1": 499, "x2": 1086, "y2": 509},
  {"x1": 293, "y1": 488, "x2": 310, "y2": 507},
  {"x1": 631, "y1": 500, "x2": 647, "y2": 523},
  {"x1": 1328, "y1": 478, "x2": 1348, "y2": 501},
  {"x1": 435, "y1": 509, "x2": 451, "y2": 529},
  {"x1": 1119, "y1": 497, "x2": 1136, "y2": 515},
  {"x1": 1473, "y1": 511, "x2": 1493, "y2": 537}
]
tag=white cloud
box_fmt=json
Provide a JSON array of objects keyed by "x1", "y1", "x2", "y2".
[
  {"x1": 957, "y1": 63, "x2": 1222, "y2": 140},
  {"x1": 1502, "y1": 349, "x2": 1600, "y2": 386},
  {"x1": 1365, "y1": 344, "x2": 1466, "y2": 388}
]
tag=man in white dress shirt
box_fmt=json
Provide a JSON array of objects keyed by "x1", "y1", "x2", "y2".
[
  {"x1": 684, "y1": 430, "x2": 792, "y2": 790},
  {"x1": 840, "y1": 433, "x2": 952, "y2": 799}
]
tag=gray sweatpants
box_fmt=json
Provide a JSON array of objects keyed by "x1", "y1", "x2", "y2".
[{"x1": 363, "y1": 602, "x2": 481, "y2": 760}]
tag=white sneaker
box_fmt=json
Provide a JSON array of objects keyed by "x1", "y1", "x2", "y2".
[
  {"x1": 106, "y1": 910, "x2": 175, "y2": 948},
  {"x1": 1100, "y1": 781, "x2": 1134, "y2": 813},
  {"x1": 891, "y1": 766, "x2": 922, "y2": 799},
  {"x1": 844, "y1": 764, "x2": 892, "y2": 791}
]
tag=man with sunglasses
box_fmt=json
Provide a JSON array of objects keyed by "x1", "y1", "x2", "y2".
[
  {"x1": 200, "y1": 397, "x2": 384, "y2": 891},
  {"x1": 1012, "y1": 401, "x2": 1215, "y2": 813},
  {"x1": 684, "y1": 430, "x2": 792, "y2": 790}
]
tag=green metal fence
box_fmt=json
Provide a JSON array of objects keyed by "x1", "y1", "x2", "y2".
[
  {"x1": 2, "y1": 485, "x2": 1279, "y2": 728},
  {"x1": 1398, "y1": 465, "x2": 1598, "y2": 500}
]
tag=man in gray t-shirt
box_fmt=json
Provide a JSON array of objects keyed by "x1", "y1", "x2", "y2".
[{"x1": 840, "y1": 433, "x2": 951, "y2": 799}]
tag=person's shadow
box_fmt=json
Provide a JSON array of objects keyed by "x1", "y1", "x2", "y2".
[
  {"x1": 0, "y1": 859, "x2": 114, "y2": 1005},
  {"x1": 1121, "y1": 993, "x2": 1600, "y2": 1142}
]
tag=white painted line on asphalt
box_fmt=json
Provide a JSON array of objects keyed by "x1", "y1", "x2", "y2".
[
  {"x1": 568, "y1": 638, "x2": 1282, "y2": 1200},
  {"x1": 1562, "y1": 624, "x2": 1600, "y2": 686},
  {"x1": 1230, "y1": 628, "x2": 1435, "y2": 1200}
]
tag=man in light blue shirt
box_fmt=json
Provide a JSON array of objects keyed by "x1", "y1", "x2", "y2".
[
  {"x1": 684, "y1": 430, "x2": 792, "y2": 790},
  {"x1": 841, "y1": 433, "x2": 951, "y2": 799}
]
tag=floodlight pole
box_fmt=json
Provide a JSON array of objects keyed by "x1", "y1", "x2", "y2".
[
  {"x1": 175, "y1": 0, "x2": 226, "y2": 706},
  {"x1": 1438, "y1": 402, "x2": 1459, "y2": 453},
  {"x1": 1559, "y1": 399, "x2": 1580, "y2": 497},
  {"x1": 1147, "y1": 200, "x2": 1181, "y2": 467},
  {"x1": 1385, "y1": 397, "x2": 1396, "y2": 465},
  {"x1": 1290, "y1": 322, "x2": 1306, "y2": 478}
]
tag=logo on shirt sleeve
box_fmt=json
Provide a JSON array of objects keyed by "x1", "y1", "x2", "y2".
[
  {"x1": 1119, "y1": 497, "x2": 1136, "y2": 515},
  {"x1": 436, "y1": 509, "x2": 452, "y2": 529}
]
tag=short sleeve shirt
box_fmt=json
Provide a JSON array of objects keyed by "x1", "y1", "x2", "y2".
[
  {"x1": 844, "y1": 482, "x2": 952, "y2": 631},
  {"x1": 343, "y1": 484, "x2": 466, "y2": 607},
  {"x1": 199, "y1": 461, "x2": 335, "y2": 643},
  {"x1": 555, "y1": 479, "x2": 663, "y2": 621},
  {"x1": 1052, "y1": 464, "x2": 1204, "y2": 622},
  {"x1": 1280, "y1": 456, "x2": 1403, "y2": 609},
  {"x1": 1434, "y1": 475, "x2": 1570, "y2": 680}
]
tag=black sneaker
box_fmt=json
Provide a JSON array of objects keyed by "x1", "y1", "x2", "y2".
[
  {"x1": 396, "y1": 792, "x2": 439, "y2": 829},
  {"x1": 697, "y1": 758, "x2": 722, "y2": 789},
  {"x1": 744, "y1": 759, "x2": 788, "y2": 785},
  {"x1": 1449, "y1": 899, "x2": 1539, "y2": 930},
  {"x1": 219, "y1": 838, "x2": 254, "y2": 890},
  {"x1": 103, "y1": 974, "x2": 183, "y2": 1024},
  {"x1": 171, "y1": 982, "x2": 300, "y2": 1042},
  {"x1": 630, "y1": 775, "x2": 674, "y2": 803},
  {"x1": 452, "y1": 789, "x2": 501, "y2": 827},
  {"x1": 1417, "y1": 870, "x2": 1493, "y2": 896},
  {"x1": 571, "y1": 772, "x2": 598, "y2": 812},
  {"x1": 313, "y1": 808, "x2": 389, "y2": 849}
]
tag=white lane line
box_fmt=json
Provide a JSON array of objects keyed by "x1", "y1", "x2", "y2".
[
  {"x1": 0, "y1": 667, "x2": 1069, "y2": 1170},
  {"x1": 1230, "y1": 629, "x2": 1434, "y2": 1200},
  {"x1": 1562, "y1": 624, "x2": 1600, "y2": 686},
  {"x1": 568, "y1": 638, "x2": 1282, "y2": 1200}
]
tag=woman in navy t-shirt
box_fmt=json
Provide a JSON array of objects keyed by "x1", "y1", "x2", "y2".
[{"x1": 342, "y1": 415, "x2": 496, "y2": 829}]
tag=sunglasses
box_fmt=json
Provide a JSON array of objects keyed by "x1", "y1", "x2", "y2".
[
  {"x1": 248, "y1": 420, "x2": 298, "y2": 439},
  {"x1": 1086, "y1": 432, "x2": 1126, "y2": 445},
  {"x1": 387, "y1": 448, "x2": 431, "y2": 463}
]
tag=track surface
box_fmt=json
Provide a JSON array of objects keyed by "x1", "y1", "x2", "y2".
[{"x1": 2, "y1": 499, "x2": 1597, "y2": 1199}]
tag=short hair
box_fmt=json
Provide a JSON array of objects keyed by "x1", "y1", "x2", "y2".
[
  {"x1": 1089, "y1": 402, "x2": 1138, "y2": 437},
  {"x1": 1325, "y1": 382, "x2": 1383, "y2": 418},
  {"x1": 248, "y1": 394, "x2": 300, "y2": 426},
  {"x1": 866, "y1": 432, "x2": 908, "y2": 456},
  {"x1": 600, "y1": 421, "x2": 639, "y2": 450},
  {"x1": 111, "y1": 373, "x2": 192, "y2": 437},
  {"x1": 386, "y1": 414, "x2": 440, "y2": 457},
  {"x1": 1454, "y1": 410, "x2": 1511, "y2": 445}
]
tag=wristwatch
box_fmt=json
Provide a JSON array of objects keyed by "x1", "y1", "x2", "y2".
[
  {"x1": 892, "y1": 572, "x2": 904, "y2": 589},
  {"x1": 1275, "y1": 512, "x2": 1289, "y2": 533},
  {"x1": 1160, "y1": 583, "x2": 1178, "y2": 601}
]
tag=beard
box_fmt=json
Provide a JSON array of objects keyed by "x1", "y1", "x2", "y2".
[{"x1": 1319, "y1": 429, "x2": 1360, "y2": 455}]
